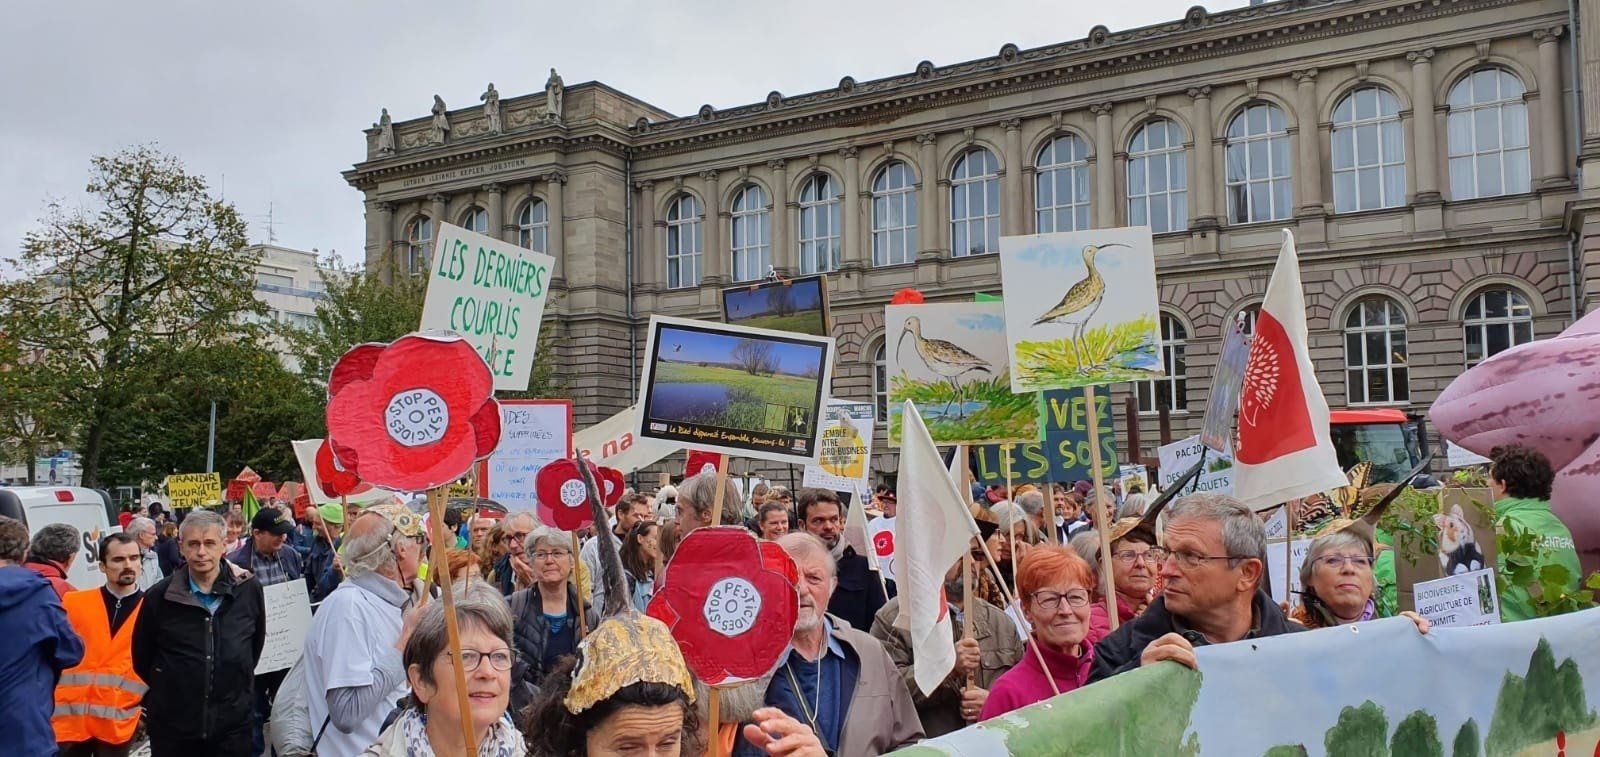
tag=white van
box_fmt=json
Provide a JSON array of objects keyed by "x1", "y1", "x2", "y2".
[{"x1": 0, "y1": 486, "x2": 119, "y2": 589}]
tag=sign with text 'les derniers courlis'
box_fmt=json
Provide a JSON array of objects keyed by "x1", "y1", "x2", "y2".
[{"x1": 420, "y1": 222, "x2": 556, "y2": 391}]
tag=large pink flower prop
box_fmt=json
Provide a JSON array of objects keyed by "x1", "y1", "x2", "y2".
[
  {"x1": 325, "y1": 332, "x2": 502, "y2": 492},
  {"x1": 647, "y1": 527, "x2": 799, "y2": 686}
]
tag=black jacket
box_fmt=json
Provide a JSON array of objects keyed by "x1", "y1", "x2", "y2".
[
  {"x1": 507, "y1": 583, "x2": 598, "y2": 717},
  {"x1": 1088, "y1": 589, "x2": 1303, "y2": 683},
  {"x1": 828, "y1": 545, "x2": 894, "y2": 634},
  {"x1": 131, "y1": 563, "x2": 267, "y2": 742}
]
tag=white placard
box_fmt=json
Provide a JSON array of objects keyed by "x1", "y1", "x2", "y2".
[
  {"x1": 486, "y1": 401, "x2": 572, "y2": 509},
  {"x1": 867, "y1": 516, "x2": 897, "y2": 582},
  {"x1": 420, "y1": 222, "x2": 557, "y2": 391},
  {"x1": 573, "y1": 404, "x2": 676, "y2": 474},
  {"x1": 1266, "y1": 538, "x2": 1314, "y2": 605},
  {"x1": 803, "y1": 400, "x2": 876, "y2": 491},
  {"x1": 1263, "y1": 507, "x2": 1289, "y2": 539},
  {"x1": 1446, "y1": 441, "x2": 1492, "y2": 468},
  {"x1": 1157, "y1": 434, "x2": 1235, "y2": 495},
  {"x1": 256, "y1": 580, "x2": 313, "y2": 674},
  {"x1": 1414, "y1": 568, "x2": 1502, "y2": 628}
]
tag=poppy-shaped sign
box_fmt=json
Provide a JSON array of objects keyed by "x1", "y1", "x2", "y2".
[
  {"x1": 647, "y1": 526, "x2": 799, "y2": 686},
  {"x1": 535, "y1": 458, "x2": 602, "y2": 531},
  {"x1": 325, "y1": 332, "x2": 502, "y2": 492},
  {"x1": 315, "y1": 438, "x2": 375, "y2": 498},
  {"x1": 684, "y1": 450, "x2": 722, "y2": 480}
]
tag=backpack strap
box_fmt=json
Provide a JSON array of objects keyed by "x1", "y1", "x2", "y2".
[{"x1": 310, "y1": 715, "x2": 332, "y2": 752}]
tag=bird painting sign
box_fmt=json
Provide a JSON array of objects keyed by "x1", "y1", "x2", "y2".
[
  {"x1": 998, "y1": 227, "x2": 1163, "y2": 392},
  {"x1": 885, "y1": 301, "x2": 1041, "y2": 446}
]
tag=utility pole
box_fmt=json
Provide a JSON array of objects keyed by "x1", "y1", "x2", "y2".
[{"x1": 206, "y1": 401, "x2": 217, "y2": 473}]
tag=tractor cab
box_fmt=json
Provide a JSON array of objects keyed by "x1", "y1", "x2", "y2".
[{"x1": 1329, "y1": 409, "x2": 1428, "y2": 484}]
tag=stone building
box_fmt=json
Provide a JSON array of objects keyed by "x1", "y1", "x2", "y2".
[{"x1": 344, "y1": 0, "x2": 1597, "y2": 481}]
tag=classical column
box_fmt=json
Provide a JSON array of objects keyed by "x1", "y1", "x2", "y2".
[
  {"x1": 699, "y1": 171, "x2": 724, "y2": 284},
  {"x1": 1535, "y1": 26, "x2": 1568, "y2": 187},
  {"x1": 545, "y1": 171, "x2": 567, "y2": 279},
  {"x1": 769, "y1": 160, "x2": 791, "y2": 275},
  {"x1": 482, "y1": 183, "x2": 504, "y2": 241},
  {"x1": 916, "y1": 133, "x2": 939, "y2": 259},
  {"x1": 1293, "y1": 69, "x2": 1323, "y2": 214},
  {"x1": 370, "y1": 201, "x2": 394, "y2": 281},
  {"x1": 1188, "y1": 86, "x2": 1217, "y2": 228},
  {"x1": 840, "y1": 146, "x2": 863, "y2": 270},
  {"x1": 1002, "y1": 119, "x2": 1024, "y2": 234},
  {"x1": 1091, "y1": 103, "x2": 1116, "y2": 228},
  {"x1": 1408, "y1": 50, "x2": 1441, "y2": 202},
  {"x1": 637, "y1": 181, "x2": 658, "y2": 288},
  {"x1": 428, "y1": 193, "x2": 448, "y2": 227}
]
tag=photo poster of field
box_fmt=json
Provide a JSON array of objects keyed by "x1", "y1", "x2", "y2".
[
  {"x1": 636, "y1": 315, "x2": 835, "y2": 465},
  {"x1": 885, "y1": 302, "x2": 1040, "y2": 447},
  {"x1": 720, "y1": 274, "x2": 830, "y2": 337},
  {"x1": 998, "y1": 227, "x2": 1163, "y2": 393}
]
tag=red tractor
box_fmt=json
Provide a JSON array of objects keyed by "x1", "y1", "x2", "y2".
[{"x1": 1329, "y1": 409, "x2": 1430, "y2": 484}]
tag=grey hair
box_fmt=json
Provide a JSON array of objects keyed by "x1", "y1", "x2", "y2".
[
  {"x1": 1015, "y1": 491, "x2": 1045, "y2": 517},
  {"x1": 179, "y1": 510, "x2": 227, "y2": 540},
  {"x1": 1116, "y1": 493, "x2": 1149, "y2": 521},
  {"x1": 525, "y1": 525, "x2": 574, "y2": 555},
  {"x1": 991, "y1": 501, "x2": 1040, "y2": 544},
  {"x1": 1166, "y1": 493, "x2": 1267, "y2": 565},
  {"x1": 1298, "y1": 530, "x2": 1374, "y2": 589},
  {"x1": 342, "y1": 514, "x2": 398, "y2": 577},
  {"x1": 504, "y1": 511, "x2": 538, "y2": 531},
  {"x1": 1068, "y1": 530, "x2": 1102, "y2": 577},
  {"x1": 403, "y1": 581, "x2": 514, "y2": 695},
  {"x1": 777, "y1": 531, "x2": 836, "y2": 580},
  {"x1": 127, "y1": 517, "x2": 157, "y2": 538},
  {"x1": 675, "y1": 472, "x2": 719, "y2": 521},
  {"x1": 29, "y1": 523, "x2": 81, "y2": 564}
]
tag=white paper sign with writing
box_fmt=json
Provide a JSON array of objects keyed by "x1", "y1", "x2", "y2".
[
  {"x1": 1157, "y1": 434, "x2": 1234, "y2": 495},
  {"x1": 256, "y1": 580, "x2": 313, "y2": 674},
  {"x1": 1446, "y1": 441, "x2": 1492, "y2": 469},
  {"x1": 487, "y1": 401, "x2": 572, "y2": 508},
  {"x1": 1263, "y1": 507, "x2": 1289, "y2": 540},
  {"x1": 803, "y1": 400, "x2": 875, "y2": 491},
  {"x1": 420, "y1": 222, "x2": 556, "y2": 391},
  {"x1": 573, "y1": 404, "x2": 676, "y2": 474},
  {"x1": 1266, "y1": 538, "x2": 1314, "y2": 606},
  {"x1": 1414, "y1": 568, "x2": 1502, "y2": 628}
]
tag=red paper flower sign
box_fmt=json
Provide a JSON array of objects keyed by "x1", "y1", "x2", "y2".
[
  {"x1": 535, "y1": 458, "x2": 599, "y2": 531},
  {"x1": 889, "y1": 288, "x2": 925, "y2": 305},
  {"x1": 647, "y1": 526, "x2": 799, "y2": 686},
  {"x1": 325, "y1": 333, "x2": 501, "y2": 492},
  {"x1": 315, "y1": 439, "x2": 373, "y2": 498},
  {"x1": 872, "y1": 528, "x2": 896, "y2": 559},
  {"x1": 597, "y1": 466, "x2": 625, "y2": 508},
  {"x1": 684, "y1": 450, "x2": 721, "y2": 480}
]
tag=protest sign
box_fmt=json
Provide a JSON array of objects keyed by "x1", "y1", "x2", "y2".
[
  {"x1": 573, "y1": 404, "x2": 675, "y2": 474},
  {"x1": 1394, "y1": 488, "x2": 1498, "y2": 612},
  {"x1": 290, "y1": 439, "x2": 397, "y2": 506},
  {"x1": 1156, "y1": 435, "x2": 1234, "y2": 495},
  {"x1": 1262, "y1": 507, "x2": 1289, "y2": 539},
  {"x1": 420, "y1": 222, "x2": 556, "y2": 391},
  {"x1": 1117, "y1": 465, "x2": 1151, "y2": 495},
  {"x1": 165, "y1": 473, "x2": 221, "y2": 508},
  {"x1": 803, "y1": 400, "x2": 874, "y2": 491},
  {"x1": 1446, "y1": 441, "x2": 1492, "y2": 468},
  {"x1": 867, "y1": 516, "x2": 897, "y2": 582},
  {"x1": 1199, "y1": 316, "x2": 1250, "y2": 452},
  {"x1": 972, "y1": 390, "x2": 1116, "y2": 485},
  {"x1": 637, "y1": 316, "x2": 834, "y2": 465},
  {"x1": 721, "y1": 274, "x2": 830, "y2": 337},
  {"x1": 485, "y1": 400, "x2": 572, "y2": 509},
  {"x1": 886, "y1": 301, "x2": 1039, "y2": 446},
  {"x1": 1414, "y1": 568, "x2": 1501, "y2": 628},
  {"x1": 1265, "y1": 537, "x2": 1312, "y2": 605},
  {"x1": 256, "y1": 580, "x2": 313, "y2": 674}
]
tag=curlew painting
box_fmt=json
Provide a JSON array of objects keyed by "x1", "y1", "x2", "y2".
[
  {"x1": 885, "y1": 302, "x2": 1040, "y2": 446},
  {"x1": 999, "y1": 227, "x2": 1163, "y2": 393}
]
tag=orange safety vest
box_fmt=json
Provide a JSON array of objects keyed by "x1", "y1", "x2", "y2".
[{"x1": 53, "y1": 588, "x2": 147, "y2": 746}]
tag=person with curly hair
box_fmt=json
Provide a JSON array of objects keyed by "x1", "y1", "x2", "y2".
[{"x1": 1490, "y1": 444, "x2": 1582, "y2": 621}]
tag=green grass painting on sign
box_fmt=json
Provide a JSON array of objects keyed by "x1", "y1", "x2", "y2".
[
  {"x1": 887, "y1": 372, "x2": 1039, "y2": 446},
  {"x1": 727, "y1": 312, "x2": 820, "y2": 334},
  {"x1": 1012, "y1": 314, "x2": 1162, "y2": 391},
  {"x1": 651, "y1": 361, "x2": 817, "y2": 435}
]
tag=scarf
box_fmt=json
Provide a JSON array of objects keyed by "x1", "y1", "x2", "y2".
[{"x1": 394, "y1": 708, "x2": 523, "y2": 757}]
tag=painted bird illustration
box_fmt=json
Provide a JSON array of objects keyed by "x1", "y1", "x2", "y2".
[
  {"x1": 897, "y1": 315, "x2": 993, "y2": 419},
  {"x1": 672, "y1": 344, "x2": 682, "y2": 353},
  {"x1": 1034, "y1": 243, "x2": 1127, "y2": 371}
]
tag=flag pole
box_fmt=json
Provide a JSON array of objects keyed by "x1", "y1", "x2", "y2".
[
  {"x1": 709, "y1": 454, "x2": 730, "y2": 526},
  {"x1": 962, "y1": 553, "x2": 976, "y2": 690},
  {"x1": 426, "y1": 486, "x2": 477, "y2": 756},
  {"x1": 1083, "y1": 385, "x2": 1120, "y2": 631}
]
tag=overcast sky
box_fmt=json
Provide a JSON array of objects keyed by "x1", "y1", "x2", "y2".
[{"x1": 1, "y1": 0, "x2": 1235, "y2": 272}]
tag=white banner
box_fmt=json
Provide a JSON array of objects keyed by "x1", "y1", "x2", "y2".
[
  {"x1": 256, "y1": 580, "x2": 313, "y2": 674},
  {"x1": 573, "y1": 404, "x2": 676, "y2": 474},
  {"x1": 1446, "y1": 441, "x2": 1492, "y2": 468},
  {"x1": 420, "y1": 222, "x2": 556, "y2": 392}
]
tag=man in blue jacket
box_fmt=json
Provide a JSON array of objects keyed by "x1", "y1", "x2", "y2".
[{"x1": 0, "y1": 515, "x2": 85, "y2": 756}]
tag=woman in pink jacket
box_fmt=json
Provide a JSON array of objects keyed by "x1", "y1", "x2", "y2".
[{"x1": 980, "y1": 547, "x2": 1099, "y2": 720}]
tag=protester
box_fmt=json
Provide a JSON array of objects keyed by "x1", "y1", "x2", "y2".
[
  {"x1": 227, "y1": 506, "x2": 302, "y2": 754},
  {"x1": 363, "y1": 504, "x2": 430, "y2": 611},
  {"x1": 507, "y1": 525, "x2": 597, "y2": 716},
  {"x1": 980, "y1": 547, "x2": 1101, "y2": 720},
  {"x1": 293, "y1": 506, "x2": 321, "y2": 561},
  {"x1": 25, "y1": 523, "x2": 80, "y2": 598},
  {"x1": 127, "y1": 517, "x2": 164, "y2": 592},
  {"x1": 1089, "y1": 494, "x2": 1301, "y2": 682},
  {"x1": 1057, "y1": 486, "x2": 1092, "y2": 538},
  {"x1": 0, "y1": 515, "x2": 84, "y2": 757},
  {"x1": 674, "y1": 472, "x2": 744, "y2": 534},
  {"x1": 658, "y1": 520, "x2": 682, "y2": 565},
  {"x1": 491, "y1": 511, "x2": 538, "y2": 596},
  {"x1": 54, "y1": 533, "x2": 146, "y2": 757},
  {"x1": 1115, "y1": 493, "x2": 1150, "y2": 521},
  {"x1": 1290, "y1": 528, "x2": 1431, "y2": 635},
  {"x1": 619, "y1": 521, "x2": 662, "y2": 612},
  {"x1": 307, "y1": 502, "x2": 346, "y2": 603},
  {"x1": 1103, "y1": 517, "x2": 1162, "y2": 627},
  {"x1": 768, "y1": 486, "x2": 793, "y2": 510},
  {"x1": 445, "y1": 548, "x2": 482, "y2": 582},
  {"x1": 796, "y1": 488, "x2": 889, "y2": 633},
  {"x1": 733, "y1": 533, "x2": 922, "y2": 755},
  {"x1": 225, "y1": 511, "x2": 247, "y2": 548},
  {"x1": 582, "y1": 493, "x2": 654, "y2": 613},
  {"x1": 468, "y1": 513, "x2": 494, "y2": 552},
  {"x1": 871, "y1": 554, "x2": 1024, "y2": 736},
  {"x1": 155, "y1": 522, "x2": 184, "y2": 576},
  {"x1": 1489, "y1": 444, "x2": 1582, "y2": 621},
  {"x1": 1015, "y1": 490, "x2": 1053, "y2": 542},
  {"x1": 653, "y1": 484, "x2": 679, "y2": 523},
  {"x1": 755, "y1": 500, "x2": 790, "y2": 541},
  {"x1": 871, "y1": 486, "x2": 898, "y2": 519},
  {"x1": 133, "y1": 509, "x2": 266, "y2": 755}
]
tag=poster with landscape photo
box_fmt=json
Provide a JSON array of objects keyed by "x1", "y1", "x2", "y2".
[
  {"x1": 885, "y1": 302, "x2": 1039, "y2": 446},
  {"x1": 721, "y1": 275, "x2": 829, "y2": 336},
  {"x1": 636, "y1": 315, "x2": 834, "y2": 465}
]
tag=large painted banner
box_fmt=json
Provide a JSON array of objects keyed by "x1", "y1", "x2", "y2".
[{"x1": 894, "y1": 608, "x2": 1600, "y2": 756}]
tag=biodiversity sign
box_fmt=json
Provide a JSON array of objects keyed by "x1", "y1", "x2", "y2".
[
  {"x1": 165, "y1": 472, "x2": 222, "y2": 508},
  {"x1": 420, "y1": 221, "x2": 556, "y2": 391},
  {"x1": 972, "y1": 390, "x2": 1116, "y2": 485}
]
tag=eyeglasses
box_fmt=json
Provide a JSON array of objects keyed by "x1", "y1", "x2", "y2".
[
  {"x1": 532, "y1": 550, "x2": 571, "y2": 561},
  {"x1": 507, "y1": 531, "x2": 532, "y2": 542},
  {"x1": 449, "y1": 648, "x2": 516, "y2": 673},
  {"x1": 1112, "y1": 547, "x2": 1170, "y2": 566},
  {"x1": 1029, "y1": 589, "x2": 1092, "y2": 612},
  {"x1": 1164, "y1": 550, "x2": 1252, "y2": 571},
  {"x1": 1313, "y1": 554, "x2": 1375, "y2": 570}
]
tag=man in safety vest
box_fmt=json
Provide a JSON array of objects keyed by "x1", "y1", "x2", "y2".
[{"x1": 55, "y1": 532, "x2": 146, "y2": 757}]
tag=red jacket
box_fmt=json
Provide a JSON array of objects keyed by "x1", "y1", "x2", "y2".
[{"x1": 24, "y1": 560, "x2": 73, "y2": 599}]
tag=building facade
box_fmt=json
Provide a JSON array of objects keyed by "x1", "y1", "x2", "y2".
[
  {"x1": 248, "y1": 243, "x2": 334, "y2": 371},
  {"x1": 345, "y1": 0, "x2": 1599, "y2": 480}
]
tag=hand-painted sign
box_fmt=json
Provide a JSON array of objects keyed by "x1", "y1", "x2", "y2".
[
  {"x1": 165, "y1": 473, "x2": 222, "y2": 508},
  {"x1": 972, "y1": 390, "x2": 1117, "y2": 485},
  {"x1": 420, "y1": 222, "x2": 556, "y2": 391}
]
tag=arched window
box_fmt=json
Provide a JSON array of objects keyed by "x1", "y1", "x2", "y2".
[
  {"x1": 1332, "y1": 87, "x2": 1405, "y2": 212},
  {"x1": 665, "y1": 195, "x2": 702, "y2": 289},
  {"x1": 1136, "y1": 315, "x2": 1188, "y2": 413},
  {"x1": 459, "y1": 207, "x2": 489, "y2": 234},
  {"x1": 1225, "y1": 103, "x2": 1292, "y2": 224},
  {"x1": 1448, "y1": 68, "x2": 1530, "y2": 200},
  {"x1": 873, "y1": 341, "x2": 888, "y2": 424},
  {"x1": 1237, "y1": 303, "x2": 1262, "y2": 337},
  {"x1": 1463, "y1": 287, "x2": 1534, "y2": 365},
  {"x1": 404, "y1": 216, "x2": 432, "y2": 275},
  {"x1": 951, "y1": 148, "x2": 1000, "y2": 257},
  {"x1": 516, "y1": 199, "x2": 549, "y2": 252},
  {"x1": 729, "y1": 185, "x2": 771, "y2": 283},
  {"x1": 1036, "y1": 135, "x2": 1091, "y2": 233},
  {"x1": 871, "y1": 162, "x2": 918, "y2": 267},
  {"x1": 1127, "y1": 120, "x2": 1188, "y2": 233},
  {"x1": 798, "y1": 174, "x2": 842, "y2": 274},
  {"x1": 1344, "y1": 296, "x2": 1409, "y2": 405}
]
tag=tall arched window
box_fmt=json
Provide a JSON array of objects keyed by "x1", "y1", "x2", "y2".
[
  {"x1": 951, "y1": 148, "x2": 1001, "y2": 257},
  {"x1": 404, "y1": 216, "x2": 432, "y2": 275},
  {"x1": 1136, "y1": 315, "x2": 1188, "y2": 413},
  {"x1": 1448, "y1": 68, "x2": 1530, "y2": 200},
  {"x1": 1225, "y1": 103, "x2": 1292, "y2": 224},
  {"x1": 1463, "y1": 287, "x2": 1534, "y2": 365},
  {"x1": 1127, "y1": 120, "x2": 1188, "y2": 233},
  {"x1": 1345, "y1": 296, "x2": 1409, "y2": 404},
  {"x1": 516, "y1": 199, "x2": 548, "y2": 251},
  {"x1": 729, "y1": 185, "x2": 771, "y2": 283},
  {"x1": 871, "y1": 162, "x2": 918, "y2": 267},
  {"x1": 459, "y1": 207, "x2": 489, "y2": 234},
  {"x1": 1036, "y1": 135, "x2": 1091, "y2": 233},
  {"x1": 1332, "y1": 87, "x2": 1405, "y2": 212},
  {"x1": 798, "y1": 174, "x2": 841, "y2": 275},
  {"x1": 665, "y1": 195, "x2": 702, "y2": 289},
  {"x1": 873, "y1": 342, "x2": 888, "y2": 424}
]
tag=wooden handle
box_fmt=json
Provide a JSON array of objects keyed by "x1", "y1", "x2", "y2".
[{"x1": 427, "y1": 487, "x2": 477, "y2": 756}]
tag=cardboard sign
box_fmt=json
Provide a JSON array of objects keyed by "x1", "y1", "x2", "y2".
[
  {"x1": 1118, "y1": 465, "x2": 1151, "y2": 495},
  {"x1": 972, "y1": 389, "x2": 1116, "y2": 485},
  {"x1": 1157, "y1": 435, "x2": 1235, "y2": 495},
  {"x1": 886, "y1": 301, "x2": 1040, "y2": 446},
  {"x1": 1262, "y1": 507, "x2": 1289, "y2": 539},
  {"x1": 867, "y1": 515, "x2": 897, "y2": 582},
  {"x1": 256, "y1": 580, "x2": 313, "y2": 674},
  {"x1": 165, "y1": 473, "x2": 222, "y2": 508},
  {"x1": 684, "y1": 450, "x2": 723, "y2": 480},
  {"x1": 1414, "y1": 568, "x2": 1501, "y2": 628},
  {"x1": 1200, "y1": 316, "x2": 1251, "y2": 453},
  {"x1": 573, "y1": 404, "x2": 675, "y2": 474},
  {"x1": 1395, "y1": 488, "x2": 1499, "y2": 612},
  {"x1": 1266, "y1": 538, "x2": 1313, "y2": 605},
  {"x1": 721, "y1": 275, "x2": 831, "y2": 337},
  {"x1": 803, "y1": 400, "x2": 875, "y2": 491},
  {"x1": 420, "y1": 222, "x2": 556, "y2": 391},
  {"x1": 485, "y1": 400, "x2": 572, "y2": 510}
]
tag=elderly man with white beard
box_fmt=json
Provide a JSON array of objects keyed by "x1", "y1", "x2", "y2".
[{"x1": 732, "y1": 532, "x2": 922, "y2": 756}]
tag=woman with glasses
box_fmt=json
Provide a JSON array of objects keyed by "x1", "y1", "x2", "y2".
[
  {"x1": 506, "y1": 526, "x2": 598, "y2": 717},
  {"x1": 1104, "y1": 518, "x2": 1164, "y2": 627},
  {"x1": 979, "y1": 547, "x2": 1100, "y2": 720},
  {"x1": 1289, "y1": 529, "x2": 1432, "y2": 632}
]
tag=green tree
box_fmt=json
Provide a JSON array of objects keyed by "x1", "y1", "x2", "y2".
[
  {"x1": 1451, "y1": 718, "x2": 1480, "y2": 757},
  {"x1": 0, "y1": 336, "x2": 72, "y2": 483},
  {"x1": 1263, "y1": 746, "x2": 1308, "y2": 756},
  {"x1": 1, "y1": 146, "x2": 260, "y2": 487},
  {"x1": 1325, "y1": 701, "x2": 1390, "y2": 757},
  {"x1": 1486, "y1": 638, "x2": 1598, "y2": 755},
  {"x1": 1390, "y1": 711, "x2": 1443, "y2": 757}
]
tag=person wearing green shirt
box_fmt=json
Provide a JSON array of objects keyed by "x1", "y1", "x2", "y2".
[{"x1": 1490, "y1": 445, "x2": 1582, "y2": 621}]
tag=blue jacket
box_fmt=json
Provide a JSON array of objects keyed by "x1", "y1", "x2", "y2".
[
  {"x1": 0, "y1": 564, "x2": 84, "y2": 756},
  {"x1": 305, "y1": 535, "x2": 343, "y2": 603}
]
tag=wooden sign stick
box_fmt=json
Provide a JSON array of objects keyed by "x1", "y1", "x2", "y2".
[
  {"x1": 1285, "y1": 500, "x2": 1297, "y2": 609},
  {"x1": 709, "y1": 454, "x2": 731, "y2": 527},
  {"x1": 963, "y1": 552, "x2": 976, "y2": 690},
  {"x1": 570, "y1": 531, "x2": 588, "y2": 638},
  {"x1": 1000, "y1": 443, "x2": 1020, "y2": 599},
  {"x1": 708, "y1": 688, "x2": 723, "y2": 757},
  {"x1": 1083, "y1": 385, "x2": 1120, "y2": 632},
  {"x1": 426, "y1": 486, "x2": 477, "y2": 756}
]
